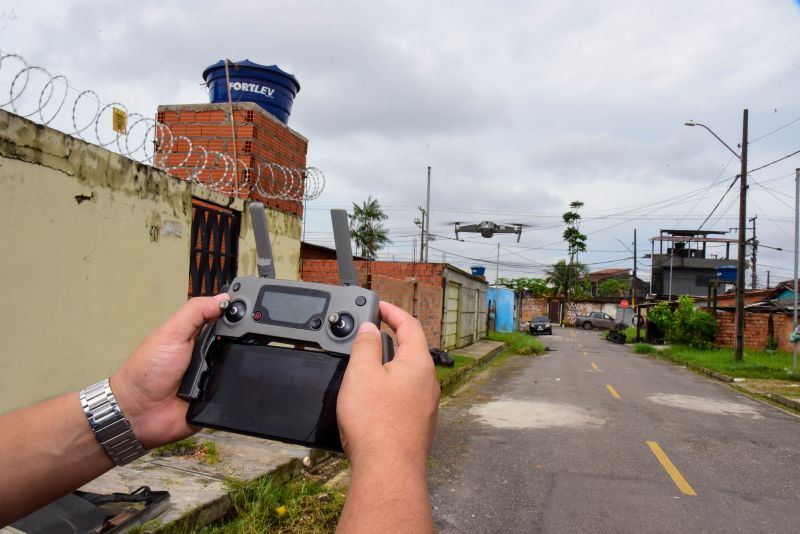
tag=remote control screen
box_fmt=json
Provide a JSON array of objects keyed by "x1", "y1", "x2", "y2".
[
  {"x1": 258, "y1": 286, "x2": 329, "y2": 326},
  {"x1": 187, "y1": 343, "x2": 346, "y2": 451}
]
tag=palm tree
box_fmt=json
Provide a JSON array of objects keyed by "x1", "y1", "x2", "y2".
[
  {"x1": 546, "y1": 260, "x2": 589, "y2": 301},
  {"x1": 349, "y1": 196, "x2": 392, "y2": 259}
]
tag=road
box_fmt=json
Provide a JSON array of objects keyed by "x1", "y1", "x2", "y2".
[{"x1": 429, "y1": 327, "x2": 800, "y2": 533}]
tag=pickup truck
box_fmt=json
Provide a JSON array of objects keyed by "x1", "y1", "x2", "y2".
[{"x1": 576, "y1": 311, "x2": 615, "y2": 330}]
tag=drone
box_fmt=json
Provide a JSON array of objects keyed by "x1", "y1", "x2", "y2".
[{"x1": 453, "y1": 221, "x2": 526, "y2": 242}]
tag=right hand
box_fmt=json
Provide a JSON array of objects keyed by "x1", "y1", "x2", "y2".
[{"x1": 337, "y1": 301, "x2": 440, "y2": 468}]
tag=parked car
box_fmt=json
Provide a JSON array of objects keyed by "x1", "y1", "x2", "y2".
[
  {"x1": 576, "y1": 311, "x2": 615, "y2": 330},
  {"x1": 529, "y1": 315, "x2": 553, "y2": 335}
]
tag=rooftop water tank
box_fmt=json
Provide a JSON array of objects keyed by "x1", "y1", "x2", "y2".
[
  {"x1": 202, "y1": 60, "x2": 301, "y2": 124},
  {"x1": 471, "y1": 266, "x2": 486, "y2": 277},
  {"x1": 716, "y1": 266, "x2": 737, "y2": 282}
]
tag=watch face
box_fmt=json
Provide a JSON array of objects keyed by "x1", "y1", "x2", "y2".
[{"x1": 187, "y1": 342, "x2": 346, "y2": 451}]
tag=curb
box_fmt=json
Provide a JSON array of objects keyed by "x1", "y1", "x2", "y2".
[
  {"x1": 159, "y1": 450, "x2": 330, "y2": 532},
  {"x1": 438, "y1": 344, "x2": 507, "y2": 396},
  {"x1": 730, "y1": 385, "x2": 800, "y2": 414}
]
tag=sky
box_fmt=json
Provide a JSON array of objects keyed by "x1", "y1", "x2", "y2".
[{"x1": 2, "y1": 0, "x2": 799, "y2": 287}]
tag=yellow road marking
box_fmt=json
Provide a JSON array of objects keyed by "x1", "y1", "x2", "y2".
[
  {"x1": 606, "y1": 384, "x2": 621, "y2": 399},
  {"x1": 646, "y1": 441, "x2": 697, "y2": 496},
  {"x1": 578, "y1": 343, "x2": 583, "y2": 348},
  {"x1": 582, "y1": 351, "x2": 588, "y2": 356},
  {"x1": 591, "y1": 362, "x2": 599, "y2": 370}
]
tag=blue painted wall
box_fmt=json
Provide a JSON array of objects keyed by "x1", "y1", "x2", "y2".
[{"x1": 488, "y1": 287, "x2": 516, "y2": 332}]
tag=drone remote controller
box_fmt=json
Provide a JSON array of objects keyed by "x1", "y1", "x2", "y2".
[{"x1": 178, "y1": 203, "x2": 394, "y2": 451}]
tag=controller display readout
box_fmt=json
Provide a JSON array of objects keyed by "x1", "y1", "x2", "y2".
[{"x1": 256, "y1": 285, "x2": 329, "y2": 326}]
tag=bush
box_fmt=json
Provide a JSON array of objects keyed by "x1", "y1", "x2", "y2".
[
  {"x1": 647, "y1": 296, "x2": 717, "y2": 349},
  {"x1": 487, "y1": 330, "x2": 545, "y2": 355}
]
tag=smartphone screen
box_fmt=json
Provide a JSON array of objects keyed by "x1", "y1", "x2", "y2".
[{"x1": 186, "y1": 343, "x2": 347, "y2": 451}]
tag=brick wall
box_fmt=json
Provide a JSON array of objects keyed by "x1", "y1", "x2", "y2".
[
  {"x1": 715, "y1": 311, "x2": 794, "y2": 351},
  {"x1": 156, "y1": 102, "x2": 307, "y2": 218},
  {"x1": 520, "y1": 296, "x2": 549, "y2": 321},
  {"x1": 300, "y1": 259, "x2": 447, "y2": 289},
  {"x1": 372, "y1": 275, "x2": 443, "y2": 347}
]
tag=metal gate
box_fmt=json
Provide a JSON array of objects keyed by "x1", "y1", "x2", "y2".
[
  {"x1": 189, "y1": 199, "x2": 240, "y2": 297},
  {"x1": 444, "y1": 282, "x2": 461, "y2": 349}
]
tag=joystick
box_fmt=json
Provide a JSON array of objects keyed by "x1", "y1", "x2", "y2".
[{"x1": 178, "y1": 203, "x2": 395, "y2": 452}]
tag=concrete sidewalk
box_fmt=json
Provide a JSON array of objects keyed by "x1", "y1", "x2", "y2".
[{"x1": 80, "y1": 430, "x2": 310, "y2": 525}]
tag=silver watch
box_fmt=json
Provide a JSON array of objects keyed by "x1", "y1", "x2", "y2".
[{"x1": 80, "y1": 378, "x2": 148, "y2": 465}]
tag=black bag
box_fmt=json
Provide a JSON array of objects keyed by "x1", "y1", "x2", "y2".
[{"x1": 429, "y1": 348, "x2": 454, "y2": 367}]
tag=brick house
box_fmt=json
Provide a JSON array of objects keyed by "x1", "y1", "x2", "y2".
[{"x1": 301, "y1": 251, "x2": 488, "y2": 350}]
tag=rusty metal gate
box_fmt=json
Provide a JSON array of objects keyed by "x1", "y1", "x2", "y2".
[{"x1": 189, "y1": 199, "x2": 240, "y2": 297}]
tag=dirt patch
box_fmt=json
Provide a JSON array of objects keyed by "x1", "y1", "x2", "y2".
[
  {"x1": 647, "y1": 393, "x2": 763, "y2": 419},
  {"x1": 468, "y1": 399, "x2": 606, "y2": 429}
]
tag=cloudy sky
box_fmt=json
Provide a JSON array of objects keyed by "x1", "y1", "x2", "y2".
[{"x1": 2, "y1": 0, "x2": 799, "y2": 286}]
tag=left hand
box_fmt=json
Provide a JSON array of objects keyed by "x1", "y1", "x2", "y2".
[{"x1": 110, "y1": 294, "x2": 228, "y2": 448}]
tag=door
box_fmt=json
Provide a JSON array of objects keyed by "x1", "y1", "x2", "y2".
[{"x1": 444, "y1": 281, "x2": 461, "y2": 349}]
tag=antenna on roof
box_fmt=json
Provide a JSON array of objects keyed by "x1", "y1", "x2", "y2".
[
  {"x1": 331, "y1": 209, "x2": 359, "y2": 286},
  {"x1": 249, "y1": 202, "x2": 276, "y2": 279}
]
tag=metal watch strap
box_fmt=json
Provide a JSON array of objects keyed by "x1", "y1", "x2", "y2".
[{"x1": 80, "y1": 378, "x2": 148, "y2": 465}]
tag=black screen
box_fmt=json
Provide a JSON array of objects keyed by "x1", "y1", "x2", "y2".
[
  {"x1": 258, "y1": 286, "x2": 328, "y2": 326},
  {"x1": 187, "y1": 343, "x2": 347, "y2": 451}
]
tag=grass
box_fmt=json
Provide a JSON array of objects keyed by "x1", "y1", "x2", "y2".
[
  {"x1": 653, "y1": 345, "x2": 800, "y2": 381},
  {"x1": 160, "y1": 475, "x2": 345, "y2": 534},
  {"x1": 435, "y1": 354, "x2": 476, "y2": 382},
  {"x1": 633, "y1": 342, "x2": 657, "y2": 354},
  {"x1": 486, "y1": 330, "x2": 545, "y2": 355}
]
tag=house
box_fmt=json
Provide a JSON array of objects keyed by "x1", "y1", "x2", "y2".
[
  {"x1": 586, "y1": 268, "x2": 648, "y2": 300},
  {"x1": 650, "y1": 229, "x2": 738, "y2": 298},
  {"x1": 300, "y1": 248, "x2": 488, "y2": 350}
]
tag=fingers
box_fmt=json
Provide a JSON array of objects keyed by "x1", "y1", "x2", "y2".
[
  {"x1": 347, "y1": 322, "x2": 383, "y2": 371},
  {"x1": 379, "y1": 301, "x2": 429, "y2": 360},
  {"x1": 163, "y1": 293, "x2": 229, "y2": 342}
]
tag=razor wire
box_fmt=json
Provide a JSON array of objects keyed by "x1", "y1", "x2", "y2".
[{"x1": 0, "y1": 50, "x2": 325, "y2": 202}]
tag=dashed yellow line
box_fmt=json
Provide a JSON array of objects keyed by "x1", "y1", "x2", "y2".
[
  {"x1": 578, "y1": 343, "x2": 584, "y2": 348},
  {"x1": 582, "y1": 351, "x2": 588, "y2": 356},
  {"x1": 606, "y1": 384, "x2": 621, "y2": 399},
  {"x1": 646, "y1": 441, "x2": 697, "y2": 496},
  {"x1": 591, "y1": 362, "x2": 599, "y2": 370}
]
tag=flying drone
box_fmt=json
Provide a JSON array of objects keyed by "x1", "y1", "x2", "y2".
[{"x1": 453, "y1": 221, "x2": 527, "y2": 242}]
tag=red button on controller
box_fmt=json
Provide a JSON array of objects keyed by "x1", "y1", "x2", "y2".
[{"x1": 253, "y1": 311, "x2": 262, "y2": 321}]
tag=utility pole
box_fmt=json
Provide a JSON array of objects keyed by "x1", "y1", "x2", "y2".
[
  {"x1": 734, "y1": 109, "x2": 748, "y2": 361},
  {"x1": 412, "y1": 237, "x2": 417, "y2": 263},
  {"x1": 417, "y1": 207, "x2": 426, "y2": 262},
  {"x1": 425, "y1": 166, "x2": 431, "y2": 263},
  {"x1": 749, "y1": 215, "x2": 758, "y2": 289},
  {"x1": 632, "y1": 229, "x2": 638, "y2": 307},
  {"x1": 496, "y1": 243, "x2": 500, "y2": 282},
  {"x1": 766, "y1": 271, "x2": 771, "y2": 290},
  {"x1": 793, "y1": 168, "x2": 799, "y2": 371}
]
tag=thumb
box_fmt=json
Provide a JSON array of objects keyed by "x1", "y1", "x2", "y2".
[
  {"x1": 162, "y1": 294, "x2": 229, "y2": 342},
  {"x1": 347, "y1": 322, "x2": 383, "y2": 371}
]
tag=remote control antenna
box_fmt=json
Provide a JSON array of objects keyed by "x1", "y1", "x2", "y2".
[
  {"x1": 250, "y1": 202, "x2": 276, "y2": 279},
  {"x1": 331, "y1": 209, "x2": 359, "y2": 286}
]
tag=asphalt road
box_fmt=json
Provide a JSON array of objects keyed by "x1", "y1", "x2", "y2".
[{"x1": 429, "y1": 327, "x2": 800, "y2": 533}]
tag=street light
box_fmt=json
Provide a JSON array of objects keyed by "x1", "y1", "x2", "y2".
[{"x1": 685, "y1": 111, "x2": 749, "y2": 361}]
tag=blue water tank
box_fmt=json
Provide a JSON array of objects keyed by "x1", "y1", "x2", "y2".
[
  {"x1": 470, "y1": 266, "x2": 486, "y2": 276},
  {"x1": 202, "y1": 60, "x2": 300, "y2": 124},
  {"x1": 716, "y1": 266, "x2": 737, "y2": 282}
]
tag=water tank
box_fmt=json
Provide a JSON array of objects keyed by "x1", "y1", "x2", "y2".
[
  {"x1": 202, "y1": 60, "x2": 301, "y2": 124},
  {"x1": 471, "y1": 266, "x2": 486, "y2": 277}
]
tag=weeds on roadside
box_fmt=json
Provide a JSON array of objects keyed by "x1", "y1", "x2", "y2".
[
  {"x1": 487, "y1": 331, "x2": 545, "y2": 355},
  {"x1": 633, "y1": 343, "x2": 656, "y2": 354}
]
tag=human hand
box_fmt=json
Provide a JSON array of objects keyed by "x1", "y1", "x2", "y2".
[
  {"x1": 337, "y1": 301, "x2": 440, "y2": 469},
  {"x1": 110, "y1": 294, "x2": 228, "y2": 448}
]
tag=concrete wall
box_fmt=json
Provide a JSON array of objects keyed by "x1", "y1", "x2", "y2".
[
  {"x1": 0, "y1": 109, "x2": 300, "y2": 414},
  {"x1": 487, "y1": 287, "x2": 516, "y2": 332}
]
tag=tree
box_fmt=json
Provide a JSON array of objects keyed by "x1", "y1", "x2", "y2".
[
  {"x1": 349, "y1": 196, "x2": 392, "y2": 259},
  {"x1": 495, "y1": 277, "x2": 550, "y2": 297},
  {"x1": 648, "y1": 296, "x2": 718, "y2": 348},
  {"x1": 546, "y1": 260, "x2": 589, "y2": 301},
  {"x1": 598, "y1": 278, "x2": 629, "y2": 296}
]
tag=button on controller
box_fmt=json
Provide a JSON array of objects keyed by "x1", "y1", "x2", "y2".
[
  {"x1": 328, "y1": 312, "x2": 355, "y2": 338},
  {"x1": 225, "y1": 300, "x2": 247, "y2": 323}
]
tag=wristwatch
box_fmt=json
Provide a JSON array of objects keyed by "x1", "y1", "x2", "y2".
[{"x1": 80, "y1": 378, "x2": 148, "y2": 465}]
